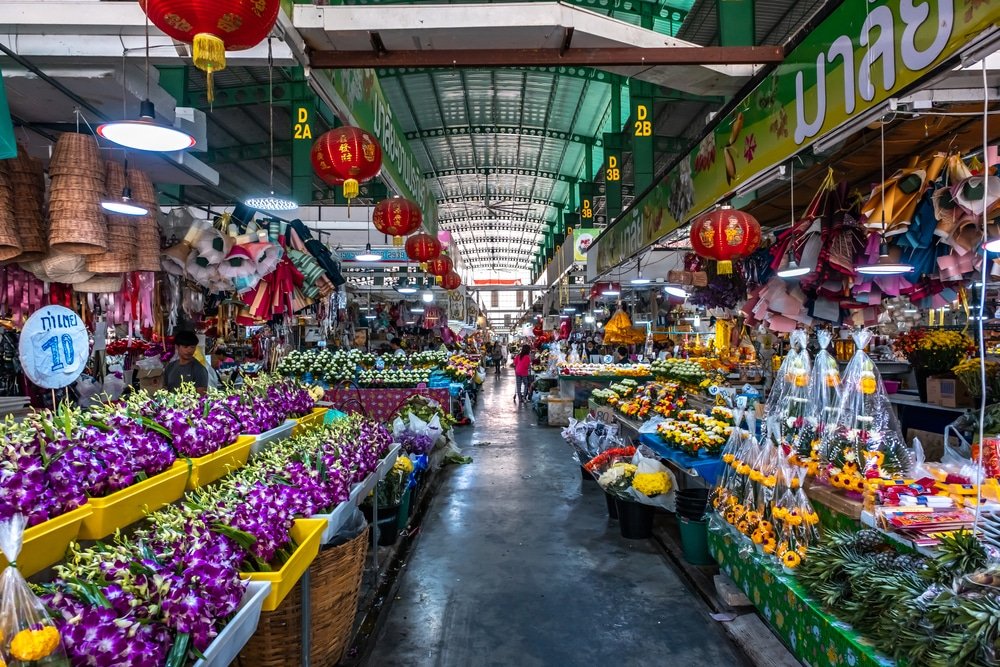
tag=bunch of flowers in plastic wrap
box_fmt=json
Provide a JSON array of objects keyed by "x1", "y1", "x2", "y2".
[
  {"x1": 790, "y1": 330, "x2": 841, "y2": 475},
  {"x1": 819, "y1": 329, "x2": 913, "y2": 491},
  {"x1": 0, "y1": 515, "x2": 69, "y2": 666},
  {"x1": 764, "y1": 329, "x2": 811, "y2": 451},
  {"x1": 770, "y1": 468, "x2": 820, "y2": 569},
  {"x1": 710, "y1": 404, "x2": 747, "y2": 510},
  {"x1": 561, "y1": 417, "x2": 623, "y2": 468}
]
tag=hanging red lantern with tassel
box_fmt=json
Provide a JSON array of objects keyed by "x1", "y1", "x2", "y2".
[
  {"x1": 405, "y1": 232, "x2": 441, "y2": 267},
  {"x1": 441, "y1": 270, "x2": 462, "y2": 291},
  {"x1": 425, "y1": 254, "x2": 453, "y2": 285},
  {"x1": 373, "y1": 197, "x2": 422, "y2": 247},
  {"x1": 139, "y1": 0, "x2": 281, "y2": 102},
  {"x1": 689, "y1": 205, "x2": 761, "y2": 274},
  {"x1": 311, "y1": 127, "x2": 382, "y2": 206}
]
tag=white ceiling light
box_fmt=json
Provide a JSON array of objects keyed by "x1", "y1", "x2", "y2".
[
  {"x1": 855, "y1": 240, "x2": 912, "y2": 275},
  {"x1": 664, "y1": 285, "x2": 688, "y2": 298},
  {"x1": 421, "y1": 291, "x2": 435, "y2": 303},
  {"x1": 97, "y1": 100, "x2": 196, "y2": 152},
  {"x1": 245, "y1": 194, "x2": 298, "y2": 212},
  {"x1": 356, "y1": 243, "x2": 381, "y2": 262},
  {"x1": 101, "y1": 189, "x2": 148, "y2": 216},
  {"x1": 395, "y1": 277, "x2": 418, "y2": 294}
]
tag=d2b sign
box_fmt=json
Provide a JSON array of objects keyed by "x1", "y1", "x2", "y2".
[{"x1": 19, "y1": 305, "x2": 90, "y2": 389}]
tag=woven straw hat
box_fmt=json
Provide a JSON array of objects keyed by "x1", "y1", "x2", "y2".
[
  {"x1": 75, "y1": 274, "x2": 124, "y2": 293},
  {"x1": 48, "y1": 133, "x2": 102, "y2": 177},
  {"x1": 48, "y1": 146, "x2": 107, "y2": 255},
  {"x1": 38, "y1": 252, "x2": 94, "y2": 284}
]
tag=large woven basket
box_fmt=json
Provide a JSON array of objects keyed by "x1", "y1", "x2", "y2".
[
  {"x1": 0, "y1": 168, "x2": 21, "y2": 261},
  {"x1": 4, "y1": 147, "x2": 48, "y2": 262},
  {"x1": 126, "y1": 167, "x2": 162, "y2": 272},
  {"x1": 236, "y1": 526, "x2": 369, "y2": 667},
  {"x1": 48, "y1": 143, "x2": 107, "y2": 255},
  {"x1": 86, "y1": 161, "x2": 138, "y2": 273}
]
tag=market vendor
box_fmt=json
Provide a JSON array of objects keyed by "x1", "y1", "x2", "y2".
[{"x1": 165, "y1": 330, "x2": 209, "y2": 392}]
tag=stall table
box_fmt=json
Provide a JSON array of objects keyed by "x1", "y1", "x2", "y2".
[
  {"x1": 557, "y1": 375, "x2": 653, "y2": 409},
  {"x1": 323, "y1": 387, "x2": 451, "y2": 422},
  {"x1": 710, "y1": 526, "x2": 894, "y2": 667}
]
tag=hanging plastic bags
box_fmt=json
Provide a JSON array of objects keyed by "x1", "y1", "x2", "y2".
[
  {"x1": 792, "y1": 330, "x2": 841, "y2": 474},
  {"x1": 819, "y1": 329, "x2": 913, "y2": 491},
  {"x1": 0, "y1": 515, "x2": 68, "y2": 666}
]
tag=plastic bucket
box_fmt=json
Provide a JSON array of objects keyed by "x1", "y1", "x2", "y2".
[
  {"x1": 397, "y1": 487, "x2": 412, "y2": 532},
  {"x1": 678, "y1": 516, "x2": 713, "y2": 565},
  {"x1": 604, "y1": 492, "x2": 619, "y2": 519},
  {"x1": 616, "y1": 499, "x2": 654, "y2": 539}
]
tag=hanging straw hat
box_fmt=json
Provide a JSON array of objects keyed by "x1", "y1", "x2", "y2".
[
  {"x1": 75, "y1": 274, "x2": 124, "y2": 293},
  {"x1": 48, "y1": 133, "x2": 102, "y2": 177},
  {"x1": 39, "y1": 251, "x2": 94, "y2": 284}
]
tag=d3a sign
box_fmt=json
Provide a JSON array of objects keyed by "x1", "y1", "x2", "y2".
[{"x1": 19, "y1": 305, "x2": 90, "y2": 389}]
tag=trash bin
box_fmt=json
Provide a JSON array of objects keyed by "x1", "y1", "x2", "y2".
[{"x1": 678, "y1": 516, "x2": 712, "y2": 565}]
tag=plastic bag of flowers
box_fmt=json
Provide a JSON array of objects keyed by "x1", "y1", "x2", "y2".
[
  {"x1": 585, "y1": 445, "x2": 637, "y2": 483},
  {"x1": 762, "y1": 329, "x2": 811, "y2": 444},
  {"x1": 710, "y1": 404, "x2": 746, "y2": 511},
  {"x1": 818, "y1": 329, "x2": 913, "y2": 488},
  {"x1": 791, "y1": 329, "x2": 841, "y2": 473},
  {"x1": 624, "y1": 447, "x2": 677, "y2": 511},
  {"x1": 0, "y1": 515, "x2": 68, "y2": 666}
]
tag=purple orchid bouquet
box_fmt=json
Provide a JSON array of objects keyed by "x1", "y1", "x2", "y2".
[
  {"x1": 136, "y1": 389, "x2": 239, "y2": 459},
  {"x1": 42, "y1": 523, "x2": 246, "y2": 665},
  {"x1": 398, "y1": 430, "x2": 435, "y2": 456},
  {"x1": 212, "y1": 375, "x2": 315, "y2": 436}
]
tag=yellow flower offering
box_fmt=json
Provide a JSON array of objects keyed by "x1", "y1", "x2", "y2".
[
  {"x1": 10, "y1": 627, "x2": 60, "y2": 661},
  {"x1": 394, "y1": 457, "x2": 414, "y2": 474},
  {"x1": 631, "y1": 471, "x2": 672, "y2": 497}
]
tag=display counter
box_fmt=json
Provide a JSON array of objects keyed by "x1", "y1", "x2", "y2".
[
  {"x1": 636, "y1": 431, "x2": 723, "y2": 488},
  {"x1": 324, "y1": 387, "x2": 452, "y2": 422},
  {"x1": 557, "y1": 375, "x2": 653, "y2": 409}
]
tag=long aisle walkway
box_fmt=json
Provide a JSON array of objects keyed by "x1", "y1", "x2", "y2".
[{"x1": 365, "y1": 374, "x2": 747, "y2": 666}]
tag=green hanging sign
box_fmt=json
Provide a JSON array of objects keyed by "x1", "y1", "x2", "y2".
[
  {"x1": 591, "y1": 0, "x2": 1000, "y2": 274},
  {"x1": 0, "y1": 72, "x2": 15, "y2": 160}
]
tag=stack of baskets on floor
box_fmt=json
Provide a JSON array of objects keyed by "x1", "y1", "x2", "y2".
[{"x1": 237, "y1": 526, "x2": 370, "y2": 666}]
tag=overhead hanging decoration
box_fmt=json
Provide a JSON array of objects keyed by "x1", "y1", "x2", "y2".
[
  {"x1": 441, "y1": 270, "x2": 462, "y2": 291},
  {"x1": 311, "y1": 127, "x2": 383, "y2": 207},
  {"x1": 689, "y1": 205, "x2": 761, "y2": 275},
  {"x1": 425, "y1": 254, "x2": 453, "y2": 285},
  {"x1": 404, "y1": 232, "x2": 441, "y2": 266},
  {"x1": 139, "y1": 0, "x2": 282, "y2": 102},
  {"x1": 372, "y1": 196, "x2": 422, "y2": 247}
]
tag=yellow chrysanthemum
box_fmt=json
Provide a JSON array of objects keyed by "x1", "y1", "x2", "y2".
[
  {"x1": 632, "y1": 471, "x2": 672, "y2": 497},
  {"x1": 10, "y1": 626, "x2": 60, "y2": 661}
]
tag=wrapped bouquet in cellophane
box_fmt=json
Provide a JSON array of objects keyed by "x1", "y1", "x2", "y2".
[
  {"x1": 819, "y1": 329, "x2": 913, "y2": 493},
  {"x1": 0, "y1": 515, "x2": 68, "y2": 666},
  {"x1": 791, "y1": 330, "x2": 842, "y2": 475},
  {"x1": 771, "y1": 469, "x2": 821, "y2": 570},
  {"x1": 710, "y1": 405, "x2": 747, "y2": 510},
  {"x1": 770, "y1": 329, "x2": 812, "y2": 451}
]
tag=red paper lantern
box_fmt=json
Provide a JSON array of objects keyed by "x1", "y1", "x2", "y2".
[
  {"x1": 373, "y1": 197, "x2": 422, "y2": 247},
  {"x1": 311, "y1": 127, "x2": 382, "y2": 204},
  {"x1": 441, "y1": 271, "x2": 462, "y2": 291},
  {"x1": 405, "y1": 233, "x2": 441, "y2": 264},
  {"x1": 140, "y1": 0, "x2": 280, "y2": 101},
  {"x1": 425, "y1": 255, "x2": 453, "y2": 285},
  {"x1": 689, "y1": 206, "x2": 761, "y2": 274}
]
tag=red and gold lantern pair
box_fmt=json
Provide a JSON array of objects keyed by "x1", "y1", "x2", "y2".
[
  {"x1": 405, "y1": 232, "x2": 441, "y2": 271},
  {"x1": 689, "y1": 205, "x2": 761, "y2": 274},
  {"x1": 373, "y1": 197, "x2": 422, "y2": 247}
]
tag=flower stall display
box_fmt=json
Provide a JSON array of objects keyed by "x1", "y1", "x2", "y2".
[
  {"x1": 819, "y1": 330, "x2": 914, "y2": 492},
  {"x1": 655, "y1": 409, "x2": 732, "y2": 456},
  {"x1": 442, "y1": 354, "x2": 479, "y2": 382},
  {"x1": 952, "y1": 358, "x2": 1000, "y2": 406},
  {"x1": 0, "y1": 515, "x2": 68, "y2": 667},
  {"x1": 561, "y1": 417, "x2": 624, "y2": 468},
  {"x1": 557, "y1": 362, "x2": 651, "y2": 378},
  {"x1": 790, "y1": 330, "x2": 841, "y2": 475},
  {"x1": 616, "y1": 381, "x2": 687, "y2": 422},
  {"x1": 357, "y1": 367, "x2": 433, "y2": 388},
  {"x1": 894, "y1": 328, "x2": 974, "y2": 402}
]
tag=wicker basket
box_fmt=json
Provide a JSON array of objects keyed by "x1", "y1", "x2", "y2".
[
  {"x1": 236, "y1": 526, "x2": 369, "y2": 667},
  {"x1": 85, "y1": 161, "x2": 139, "y2": 273}
]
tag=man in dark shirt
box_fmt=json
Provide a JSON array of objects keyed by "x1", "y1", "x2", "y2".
[{"x1": 164, "y1": 330, "x2": 208, "y2": 391}]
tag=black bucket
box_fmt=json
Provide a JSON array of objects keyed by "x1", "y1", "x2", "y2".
[
  {"x1": 676, "y1": 489, "x2": 709, "y2": 520},
  {"x1": 362, "y1": 503, "x2": 402, "y2": 546},
  {"x1": 616, "y1": 498, "x2": 654, "y2": 539},
  {"x1": 604, "y1": 492, "x2": 619, "y2": 519},
  {"x1": 581, "y1": 465, "x2": 595, "y2": 482}
]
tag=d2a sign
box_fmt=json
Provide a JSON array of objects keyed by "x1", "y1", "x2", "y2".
[{"x1": 19, "y1": 305, "x2": 90, "y2": 389}]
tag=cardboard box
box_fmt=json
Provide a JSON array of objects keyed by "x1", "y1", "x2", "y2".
[
  {"x1": 906, "y1": 428, "x2": 945, "y2": 462},
  {"x1": 137, "y1": 367, "x2": 164, "y2": 393},
  {"x1": 926, "y1": 376, "x2": 973, "y2": 408}
]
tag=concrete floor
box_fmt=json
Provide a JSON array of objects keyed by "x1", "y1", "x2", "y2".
[{"x1": 364, "y1": 374, "x2": 747, "y2": 667}]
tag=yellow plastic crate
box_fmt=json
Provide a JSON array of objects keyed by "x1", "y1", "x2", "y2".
[
  {"x1": 185, "y1": 435, "x2": 256, "y2": 491},
  {"x1": 79, "y1": 463, "x2": 189, "y2": 540},
  {"x1": 2, "y1": 504, "x2": 93, "y2": 576},
  {"x1": 241, "y1": 518, "x2": 326, "y2": 611},
  {"x1": 292, "y1": 407, "x2": 329, "y2": 436}
]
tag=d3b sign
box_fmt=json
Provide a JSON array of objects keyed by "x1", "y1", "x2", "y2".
[{"x1": 19, "y1": 305, "x2": 90, "y2": 389}]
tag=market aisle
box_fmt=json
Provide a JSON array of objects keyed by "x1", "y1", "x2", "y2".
[{"x1": 364, "y1": 375, "x2": 746, "y2": 667}]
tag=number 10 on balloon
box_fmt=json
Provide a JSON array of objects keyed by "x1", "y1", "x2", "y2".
[{"x1": 41, "y1": 334, "x2": 75, "y2": 373}]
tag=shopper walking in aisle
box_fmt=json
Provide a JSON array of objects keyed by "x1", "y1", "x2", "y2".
[
  {"x1": 492, "y1": 341, "x2": 505, "y2": 377},
  {"x1": 513, "y1": 344, "x2": 532, "y2": 403}
]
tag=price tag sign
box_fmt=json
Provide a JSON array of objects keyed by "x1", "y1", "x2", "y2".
[
  {"x1": 375, "y1": 358, "x2": 386, "y2": 371},
  {"x1": 603, "y1": 354, "x2": 614, "y2": 363},
  {"x1": 19, "y1": 305, "x2": 89, "y2": 389}
]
